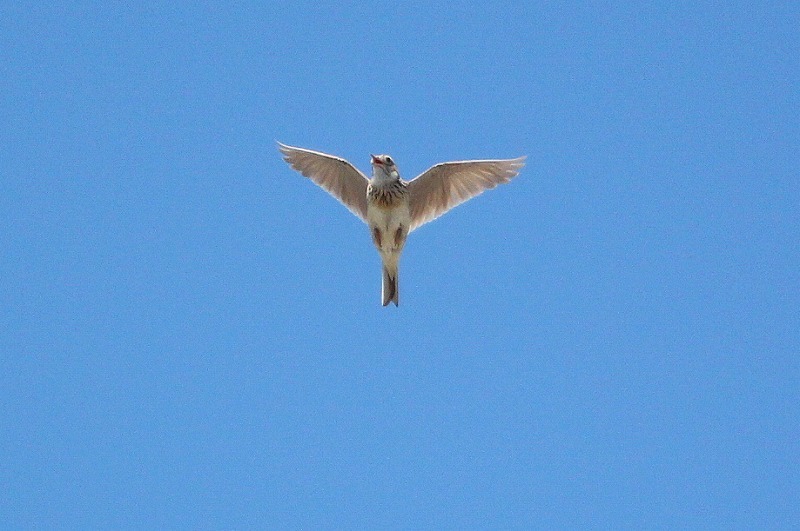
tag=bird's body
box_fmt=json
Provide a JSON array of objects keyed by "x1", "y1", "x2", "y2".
[
  {"x1": 366, "y1": 158, "x2": 410, "y2": 305},
  {"x1": 278, "y1": 142, "x2": 525, "y2": 306}
]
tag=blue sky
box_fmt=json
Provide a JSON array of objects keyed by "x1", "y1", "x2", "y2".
[{"x1": 2, "y1": 2, "x2": 797, "y2": 528}]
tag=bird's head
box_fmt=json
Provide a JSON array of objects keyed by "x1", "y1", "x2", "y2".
[{"x1": 370, "y1": 154, "x2": 399, "y2": 180}]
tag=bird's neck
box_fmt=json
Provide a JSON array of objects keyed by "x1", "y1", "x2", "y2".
[{"x1": 372, "y1": 169, "x2": 399, "y2": 183}]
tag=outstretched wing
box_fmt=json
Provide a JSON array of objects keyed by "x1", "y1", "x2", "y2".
[
  {"x1": 278, "y1": 142, "x2": 370, "y2": 222},
  {"x1": 406, "y1": 157, "x2": 526, "y2": 232}
]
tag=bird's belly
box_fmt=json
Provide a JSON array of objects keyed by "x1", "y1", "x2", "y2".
[
  {"x1": 367, "y1": 204, "x2": 410, "y2": 254},
  {"x1": 368, "y1": 203, "x2": 409, "y2": 229}
]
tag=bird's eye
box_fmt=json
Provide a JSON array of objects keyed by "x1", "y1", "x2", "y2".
[{"x1": 385, "y1": 157, "x2": 393, "y2": 165}]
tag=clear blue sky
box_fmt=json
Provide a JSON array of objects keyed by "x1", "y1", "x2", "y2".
[{"x1": 2, "y1": 2, "x2": 798, "y2": 528}]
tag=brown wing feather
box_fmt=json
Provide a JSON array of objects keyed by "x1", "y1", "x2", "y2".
[
  {"x1": 407, "y1": 157, "x2": 526, "y2": 232},
  {"x1": 278, "y1": 142, "x2": 370, "y2": 222}
]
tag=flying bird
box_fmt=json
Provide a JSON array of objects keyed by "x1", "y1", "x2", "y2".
[{"x1": 278, "y1": 142, "x2": 525, "y2": 306}]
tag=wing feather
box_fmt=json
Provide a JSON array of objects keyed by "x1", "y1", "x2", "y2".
[
  {"x1": 406, "y1": 157, "x2": 526, "y2": 232},
  {"x1": 277, "y1": 142, "x2": 370, "y2": 222}
]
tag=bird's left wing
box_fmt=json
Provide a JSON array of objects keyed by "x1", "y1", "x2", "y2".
[
  {"x1": 406, "y1": 157, "x2": 526, "y2": 232},
  {"x1": 278, "y1": 142, "x2": 370, "y2": 223}
]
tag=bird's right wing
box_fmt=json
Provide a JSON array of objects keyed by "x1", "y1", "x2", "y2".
[{"x1": 278, "y1": 142, "x2": 370, "y2": 223}]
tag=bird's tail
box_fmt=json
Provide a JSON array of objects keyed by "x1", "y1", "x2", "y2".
[{"x1": 382, "y1": 262, "x2": 399, "y2": 307}]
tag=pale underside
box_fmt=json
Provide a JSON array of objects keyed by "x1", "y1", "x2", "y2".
[{"x1": 278, "y1": 142, "x2": 526, "y2": 232}]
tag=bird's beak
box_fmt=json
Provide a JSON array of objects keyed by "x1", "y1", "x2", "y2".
[{"x1": 371, "y1": 154, "x2": 381, "y2": 165}]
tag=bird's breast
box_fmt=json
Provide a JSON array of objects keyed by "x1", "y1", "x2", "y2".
[
  {"x1": 367, "y1": 181, "x2": 408, "y2": 209},
  {"x1": 367, "y1": 185, "x2": 410, "y2": 230}
]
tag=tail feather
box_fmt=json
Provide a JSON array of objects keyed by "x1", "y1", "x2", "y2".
[{"x1": 382, "y1": 263, "x2": 399, "y2": 307}]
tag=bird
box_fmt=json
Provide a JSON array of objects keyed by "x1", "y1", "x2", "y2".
[{"x1": 278, "y1": 142, "x2": 525, "y2": 306}]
